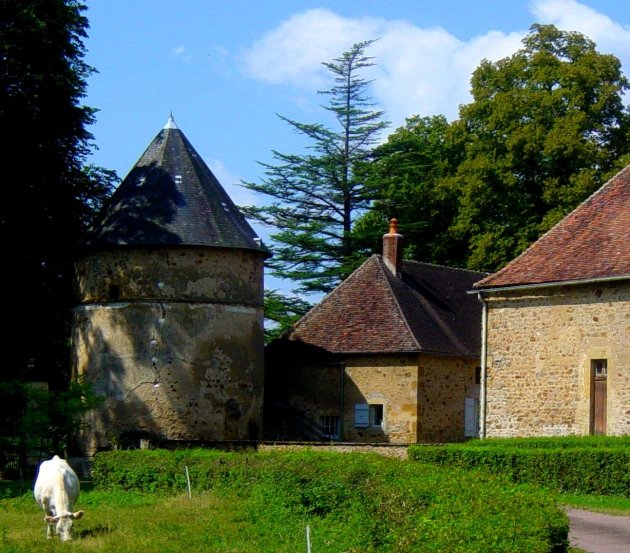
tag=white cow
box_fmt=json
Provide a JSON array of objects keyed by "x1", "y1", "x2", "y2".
[{"x1": 33, "y1": 455, "x2": 84, "y2": 541}]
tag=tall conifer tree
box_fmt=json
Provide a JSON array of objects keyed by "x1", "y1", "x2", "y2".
[
  {"x1": 0, "y1": 1, "x2": 113, "y2": 381},
  {"x1": 243, "y1": 40, "x2": 388, "y2": 295}
]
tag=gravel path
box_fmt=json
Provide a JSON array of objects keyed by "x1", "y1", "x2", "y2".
[{"x1": 567, "y1": 509, "x2": 630, "y2": 553}]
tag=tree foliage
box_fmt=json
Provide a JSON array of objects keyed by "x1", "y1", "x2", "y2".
[
  {"x1": 242, "y1": 40, "x2": 388, "y2": 295},
  {"x1": 262, "y1": 290, "x2": 312, "y2": 344},
  {"x1": 0, "y1": 1, "x2": 115, "y2": 381},
  {"x1": 0, "y1": 381, "x2": 102, "y2": 475},
  {"x1": 451, "y1": 24, "x2": 630, "y2": 270},
  {"x1": 354, "y1": 115, "x2": 466, "y2": 265},
  {"x1": 358, "y1": 25, "x2": 630, "y2": 273}
]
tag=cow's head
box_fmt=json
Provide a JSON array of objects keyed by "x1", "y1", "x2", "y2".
[{"x1": 45, "y1": 511, "x2": 84, "y2": 542}]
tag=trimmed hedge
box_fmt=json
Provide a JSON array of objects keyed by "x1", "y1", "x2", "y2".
[
  {"x1": 93, "y1": 449, "x2": 568, "y2": 552},
  {"x1": 409, "y1": 438, "x2": 630, "y2": 496},
  {"x1": 463, "y1": 436, "x2": 630, "y2": 449}
]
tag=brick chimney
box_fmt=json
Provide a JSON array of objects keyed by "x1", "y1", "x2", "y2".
[{"x1": 382, "y1": 218, "x2": 403, "y2": 277}]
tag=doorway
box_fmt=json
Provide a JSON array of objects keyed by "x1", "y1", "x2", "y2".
[{"x1": 590, "y1": 359, "x2": 607, "y2": 435}]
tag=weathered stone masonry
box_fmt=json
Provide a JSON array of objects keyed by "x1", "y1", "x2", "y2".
[
  {"x1": 73, "y1": 246, "x2": 265, "y2": 452},
  {"x1": 485, "y1": 281, "x2": 630, "y2": 437}
]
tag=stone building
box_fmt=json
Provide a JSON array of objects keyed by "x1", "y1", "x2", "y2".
[
  {"x1": 72, "y1": 116, "x2": 269, "y2": 453},
  {"x1": 265, "y1": 220, "x2": 485, "y2": 443},
  {"x1": 473, "y1": 165, "x2": 630, "y2": 437}
]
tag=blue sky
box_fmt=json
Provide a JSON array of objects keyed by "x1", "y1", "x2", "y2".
[{"x1": 83, "y1": 0, "x2": 630, "y2": 295}]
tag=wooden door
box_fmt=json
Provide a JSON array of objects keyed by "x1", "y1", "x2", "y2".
[{"x1": 591, "y1": 360, "x2": 607, "y2": 435}]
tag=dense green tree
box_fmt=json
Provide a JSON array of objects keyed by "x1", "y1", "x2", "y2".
[
  {"x1": 0, "y1": 1, "x2": 114, "y2": 381},
  {"x1": 359, "y1": 25, "x2": 630, "y2": 273},
  {"x1": 354, "y1": 115, "x2": 466, "y2": 264},
  {"x1": 450, "y1": 24, "x2": 630, "y2": 271},
  {"x1": 242, "y1": 40, "x2": 389, "y2": 295},
  {"x1": 262, "y1": 290, "x2": 312, "y2": 343},
  {"x1": 0, "y1": 381, "x2": 102, "y2": 472}
]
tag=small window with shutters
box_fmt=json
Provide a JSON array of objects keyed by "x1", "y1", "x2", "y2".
[{"x1": 370, "y1": 404, "x2": 384, "y2": 427}]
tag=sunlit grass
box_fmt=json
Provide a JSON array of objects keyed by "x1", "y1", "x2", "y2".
[
  {"x1": 0, "y1": 490, "x2": 304, "y2": 553},
  {"x1": 559, "y1": 493, "x2": 630, "y2": 516},
  {"x1": 1, "y1": 451, "x2": 570, "y2": 552}
]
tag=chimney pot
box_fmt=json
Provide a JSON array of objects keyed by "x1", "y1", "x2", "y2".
[{"x1": 383, "y1": 218, "x2": 403, "y2": 276}]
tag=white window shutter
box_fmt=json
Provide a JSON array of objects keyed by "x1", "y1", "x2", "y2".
[{"x1": 464, "y1": 398, "x2": 479, "y2": 437}]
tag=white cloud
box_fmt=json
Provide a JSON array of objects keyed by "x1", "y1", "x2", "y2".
[
  {"x1": 369, "y1": 25, "x2": 523, "y2": 122},
  {"x1": 173, "y1": 44, "x2": 194, "y2": 65},
  {"x1": 242, "y1": 9, "x2": 383, "y2": 88},
  {"x1": 241, "y1": 9, "x2": 524, "y2": 123},
  {"x1": 241, "y1": 2, "x2": 630, "y2": 126},
  {"x1": 531, "y1": 0, "x2": 630, "y2": 69}
]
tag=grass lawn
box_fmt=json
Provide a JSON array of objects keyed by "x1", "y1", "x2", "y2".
[
  {"x1": 0, "y1": 489, "x2": 308, "y2": 553},
  {"x1": 559, "y1": 493, "x2": 630, "y2": 516},
  {"x1": 1, "y1": 447, "x2": 570, "y2": 553}
]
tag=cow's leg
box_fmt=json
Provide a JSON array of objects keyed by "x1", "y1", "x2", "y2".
[{"x1": 42, "y1": 500, "x2": 56, "y2": 539}]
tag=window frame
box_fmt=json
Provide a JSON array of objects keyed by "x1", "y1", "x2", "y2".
[{"x1": 319, "y1": 415, "x2": 340, "y2": 440}]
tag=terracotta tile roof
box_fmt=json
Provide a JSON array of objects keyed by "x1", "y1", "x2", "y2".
[
  {"x1": 86, "y1": 116, "x2": 268, "y2": 256},
  {"x1": 475, "y1": 164, "x2": 630, "y2": 289},
  {"x1": 285, "y1": 255, "x2": 485, "y2": 357}
]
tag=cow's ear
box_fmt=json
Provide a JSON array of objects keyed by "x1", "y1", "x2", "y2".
[
  {"x1": 45, "y1": 515, "x2": 59, "y2": 523},
  {"x1": 71, "y1": 510, "x2": 84, "y2": 520}
]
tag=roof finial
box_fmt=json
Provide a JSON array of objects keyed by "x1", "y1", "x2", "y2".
[
  {"x1": 164, "y1": 113, "x2": 178, "y2": 130},
  {"x1": 388, "y1": 218, "x2": 398, "y2": 235}
]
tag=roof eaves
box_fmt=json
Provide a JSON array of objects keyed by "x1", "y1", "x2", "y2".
[{"x1": 472, "y1": 273, "x2": 630, "y2": 294}]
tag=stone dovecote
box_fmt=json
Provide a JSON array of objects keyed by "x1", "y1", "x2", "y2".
[{"x1": 72, "y1": 116, "x2": 268, "y2": 453}]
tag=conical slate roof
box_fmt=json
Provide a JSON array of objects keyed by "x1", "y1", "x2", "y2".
[{"x1": 86, "y1": 116, "x2": 268, "y2": 255}]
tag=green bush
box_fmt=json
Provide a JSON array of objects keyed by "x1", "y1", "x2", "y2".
[
  {"x1": 409, "y1": 438, "x2": 630, "y2": 496},
  {"x1": 464, "y1": 436, "x2": 630, "y2": 449},
  {"x1": 93, "y1": 449, "x2": 568, "y2": 552}
]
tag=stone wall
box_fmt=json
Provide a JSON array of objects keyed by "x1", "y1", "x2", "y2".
[
  {"x1": 265, "y1": 352, "x2": 479, "y2": 443},
  {"x1": 419, "y1": 355, "x2": 479, "y2": 442},
  {"x1": 485, "y1": 281, "x2": 630, "y2": 437},
  {"x1": 74, "y1": 247, "x2": 263, "y2": 305},
  {"x1": 343, "y1": 355, "x2": 419, "y2": 443},
  {"x1": 72, "y1": 246, "x2": 265, "y2": 453}
]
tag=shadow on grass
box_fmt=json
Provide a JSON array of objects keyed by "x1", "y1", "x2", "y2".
[{"x1": 77, "y1": 524, "x2": 114, "y2": 538}]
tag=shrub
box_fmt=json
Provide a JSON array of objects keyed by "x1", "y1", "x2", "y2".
[
  {"x1": 93, "y1": 449, "x2": 568, "y2": 552},
  {"x1": 409, "y1": 438, "x2": 630, "y2": 496}
]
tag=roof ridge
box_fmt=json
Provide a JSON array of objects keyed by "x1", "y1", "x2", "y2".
[
  {"x1": 389, "y1": 257, "x2": 473, "y2": 354},
  {"x1": 403, "y1": 258, "x2": 488, "y2": 276},
  {"x1": 475, "y1": 163, "x2": 630, "y2": 288}
]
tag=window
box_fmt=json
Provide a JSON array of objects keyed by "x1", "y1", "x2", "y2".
[
  {"x1": 320, "y1": 416, "x2": 340, "y2": 440},
  {"x1": 108, "y1": 284, "x2": 120, "y2": 301},
  {"x1": 592, "y1": 359, "x2": 607, "y2": 377},
  {"x1": 370, "y1": 404, "x2": 384, "y2": 427}
]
